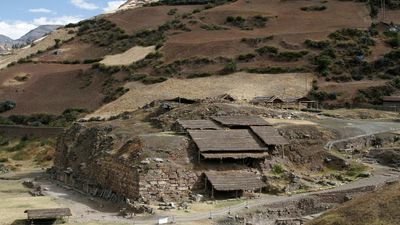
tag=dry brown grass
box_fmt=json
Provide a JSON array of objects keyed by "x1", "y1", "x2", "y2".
[
  {"x1": 89, "y1": 72, "x2": 313, "y2": 118},
  {"x1": 100, "y1": 46, "x2": 156, "y2": 66},
  {"x1": 307, "y1": 182, "x2": 400, "y2": 225}
]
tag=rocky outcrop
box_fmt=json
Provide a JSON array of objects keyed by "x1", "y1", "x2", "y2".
[{"x1": 118, "y1": 0, "x2": 159, "y2": 11}]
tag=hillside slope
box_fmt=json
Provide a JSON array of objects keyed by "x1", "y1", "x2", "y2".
[
  {"x1": 307, "y1": 182, "x2": 400, "y2": 225},
  {"x1": 0, "y1": 0, "x2": 399, "y2": 118}
]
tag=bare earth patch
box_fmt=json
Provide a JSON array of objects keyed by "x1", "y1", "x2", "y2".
[
  {"x1": 89, "y1": 72, "x2": 313, "y2": 118},
  {"x1": 100, "y1": 46, "x2": 156, "y2": 66}
]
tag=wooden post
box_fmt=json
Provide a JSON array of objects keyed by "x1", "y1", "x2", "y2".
[
  {"x1": 204, "y1": 177, "x2": 208, "y2": 192},
  {"x1": 211, "y1": 186, "x2": 214, "y2": 199}
]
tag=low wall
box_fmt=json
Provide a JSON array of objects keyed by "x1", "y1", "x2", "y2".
[{"x1": 0, "y1": 125, "x2": 64, "y2": 139}]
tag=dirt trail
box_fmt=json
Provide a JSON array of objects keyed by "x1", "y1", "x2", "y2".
[{"x1": 21, "y1": 163, "x2": 397, "y2": 225}]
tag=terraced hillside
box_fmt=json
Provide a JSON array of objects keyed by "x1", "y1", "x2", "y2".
[{"x1": 0, "y1": 0, "x2": 399, "y2": 119}]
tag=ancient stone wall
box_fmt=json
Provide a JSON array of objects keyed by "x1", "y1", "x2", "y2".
[
  {"x1": 53, "y1": 122, "x2": 202, "y2": 203},
  {"x1": 139, "y1": 162, "x2": 201, "y2": 202}
]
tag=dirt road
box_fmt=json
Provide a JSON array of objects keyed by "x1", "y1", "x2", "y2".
[{"x1": 24, "y1": 164, "x2": 396, "y2": 225}]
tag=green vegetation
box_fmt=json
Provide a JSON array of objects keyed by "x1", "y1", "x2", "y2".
[
  {"x1": 226, "y1": 16, "x2": 246, "y2": 27},
  {"x1": 256, "y1": 45, "x2": 279, "y2": 55},
  {"x1": 383, "y1": 31, "x2": 400, "y2": 48},
  {"x1": 167, "y1": 8, "x2": 178, "y2": 15},
  {"x1": 237, "y1": 53, "x2": 256, "y2": 62},
  {"x1": 200, "y1": 24, "x2": 227, "y2": 30},
  {"x1": 276, "y1": 51, "x2": 308, "y2": 62},
  {"x1": 345, "y1": 161, "x2": 369, "y2": 178},
  {"x1": 241, "y1": 36, "x2": 274, "y2": 47},
  {"x1": 304, "y1": 39, "x2": 330, "y2": 49},
  {"x1": 256, "y1": 45, "x2": 308, "y2": 61},
  {"x1": 272, "y1": 163, "x2": 285, "y2": 175},
  {"x1": 0, "y1": 100, "x2": 16, "y2": 113},
  {"x1": 0, "y1": 108, "x2": 88, "y2": 127},
  {"x1": 219, "y1": 60, "x2": 237, "y2": 75},
  {"x1": 75, "y1": 18, "x2": 190, "y2": 54},
  {"x1": 226, "y1": 15, "x2": 268, "y2": 29},
  {"x1": 103, "y1": 87, "x2": 129, "y2": 103},
  {"x1": 300, "y1": 5, "x2": 327, "y2": 11}
]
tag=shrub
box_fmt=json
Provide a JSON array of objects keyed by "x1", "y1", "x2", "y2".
[
  {"x1": 0, "y1": 101, "x2": 16, "y2": 113},
  {"x1": 226, "y1": 16, "x2": 246, "y2": 27},
  {"x1": 83, "y1": 58, "x2": 103, "y2": 64},
  {"x1": 200, "y1": 24, "x2": 226, "y2": 30},
  {"x1": 304, "y1": 39, "x2": 330, "y2": 49},
  {"x1": 300, "y1": 5, "x2": 327, "y2": 11},
  {"x1": 142, "y1": 77, "x2": 168, "y2": 84},
  {"x1": 313, "y1": 55, "x2": 332, "y2": 75},
  {"x1": 241, "y1": 36, "x2": 274, "y2": 47},
  {"x1": 237, "y1": 53, "x2": 256, "y2": 61},
  {"x1": 219, "y1": 60, "x2": 237, "y2": 75},
  {"x1": 256, "y1": 45, "x2": 278, "y2": 55},
  {"x1": 276, "y1": 51, "x2": 308, "y2": 61},
  {"x1": 272, "y1": 164, "x2": 285, "y2": 174},
  {"x1": 167, "y1": 8, "x2": 178, "y2": 15},
  {"x1": 187, "y1": 72, "x2": 212, "y2": 78},
  {"x1": 103, "y1": 87, "x2": 129, "y2": 103},
  {"x1": 249, "y1": 15, "x2": 268, "y2": 28},
  {"x1": 309, "y1": 90, "x2": 337, "y2": 101}
]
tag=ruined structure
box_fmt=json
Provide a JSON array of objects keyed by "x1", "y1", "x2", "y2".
[{"x1": 52, "y1": 102, "x2": 334, "y2": 206}]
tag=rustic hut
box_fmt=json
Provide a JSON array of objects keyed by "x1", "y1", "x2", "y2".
[
  {"x1": 211, "y1": 115, "x2": 271, "y2": 128},
  {"x1": 188, "y1": 129, "x2": 269, "y2": 161},
  {"x1": 203, "y1": 171, "x2": 266, "y2": 198},
  {"x1": 176, "y1": 119, "x2": 221, "y2": 132},
  {"x1": 25, "y1": 208, "x2": 72, "y2": 224},
  {"x1": 382, "y1": 96, "x2": 400, "y2": 108}
]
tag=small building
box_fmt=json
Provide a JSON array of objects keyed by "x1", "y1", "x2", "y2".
[
  {"x1": 250, "y1": 126, "x2": 289, "y2": 146},
  {"x1": 176, "y1": 119, "x2": 221, "y2": 132},
  {"x1": 382, "y1": 96, "x2": 400, "y2": 108},
  {"x1": 25, "y1": 208, "x2": 72, "y2": 224},
  {"x1": 203, "y1": 171, "x2": 266, "y2": 198},
  {"x1": 250, "y1": 95, "x2": 284, "y2": 106},
  {"x1": 188, "y1": 129, "x2": 269, "y2": 161},
  {"x1": 211, "y1": 115, "x2": 271, "y2": 128}
]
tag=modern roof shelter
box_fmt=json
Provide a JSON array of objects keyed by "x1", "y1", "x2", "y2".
[
  {"x1": 204, "y1": 171, "x2": 266, "y2": 197},
  {"x1": 188, "y1": 130, "x2": 268, "y2": 153},
  {"x1": 177, "y1": 119, "x2": 221, "y2": 130},
  {"x1": 211, "y1": 115, "x2": 271, "y2": 127},
  {"x1": 250, "y1": 126, "x2": 289, "y2": 146},
  {"x1": 188, "y1": 129, "x2": 269, "y2": 160},
  {"x1": 25, "y1": 208, "x2": 72, "y2": 222},
  {"x1": 251, "y1": 95, "x2": 284, "y2": 104}
]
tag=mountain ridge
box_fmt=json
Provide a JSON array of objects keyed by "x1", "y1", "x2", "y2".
[{"x1": 0, "y1": 25, "x2": 61, "y2": 54}]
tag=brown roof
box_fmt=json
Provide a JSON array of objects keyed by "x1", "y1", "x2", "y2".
[
  {"x1": 382, "y1": 96, "x2": 400, "y2": 102},
  {"x1": 212, "y1": 115, "x2": 271, "y2": 127},
  {"x1": 251, "y1": 95, "x2": 284, "y2": 104},
  {"x1": 188, "y1": 130, "x2": 268, "y2": 152},
  {"x1": 204, "y1": 171, "x2": 266, "y2": 191},
  {"x1": 250, "y1": 126, "x2": 289, "y2": 146},
  {"x1": 178, "y1": 120, "x2": 221, "y2": 130},
  {"x1": 25, "y1": 208, "x2": 72, "y2": 220},
  {"x1": 201, "y1": 152, "x2": 269, "y2": 159}
]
